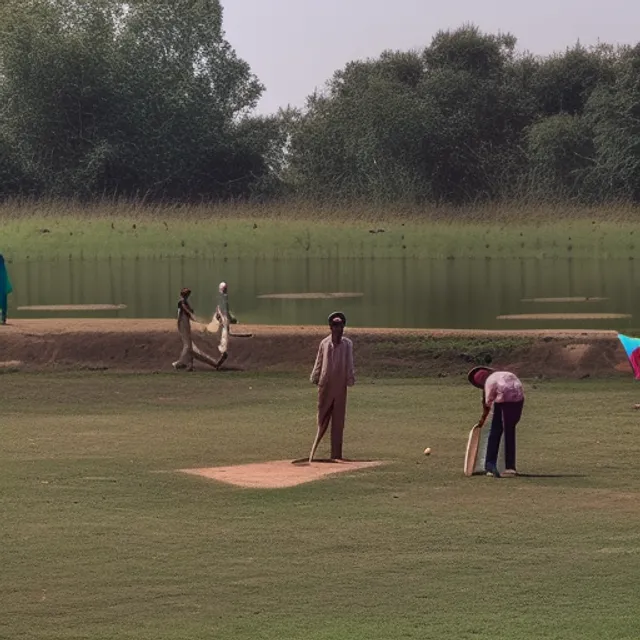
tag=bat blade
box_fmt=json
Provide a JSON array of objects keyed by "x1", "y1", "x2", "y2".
[{"x1": 464, "y1": 425, "x2": 482, "y2": 477}]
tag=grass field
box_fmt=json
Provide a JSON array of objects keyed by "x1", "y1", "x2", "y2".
[
  {"x1": 2, "y1": 372, "x2": 640, "y2": 640},
  {"x1": 1, "y1": 200, "x2": 640, "y2": 260}
]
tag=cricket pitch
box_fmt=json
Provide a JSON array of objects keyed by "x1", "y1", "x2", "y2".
[{"x1": 179, "y1": 459, "x2": 385, "y2": 489}]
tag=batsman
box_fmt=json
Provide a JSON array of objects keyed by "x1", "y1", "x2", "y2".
[
  {"x1": 308, "y1": 312, "x2": 356, "y2": 462},
  {"x1": 468, "y1": 366, "x2": 525, "y2": 477}
]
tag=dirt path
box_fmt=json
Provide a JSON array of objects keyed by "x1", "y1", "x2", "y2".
[
  {"x1": 0, "y1": 319, "x2": 628, "y2": 378},
  {"x1": 0, "y1": 318, "x2": 621, "y2": 338}
]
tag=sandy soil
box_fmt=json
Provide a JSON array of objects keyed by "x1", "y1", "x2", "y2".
[
  {"x1": 18, "y1": 304, "x2": 127, "y2": 311},
  {"x1": 497, "y1": 313, "x2": 630, "y2": 320},
  {"x1": 0, "y1": 318, "x2": 629, "y2": 378},
  {"x1": 257, "y1": 292, "x2": 364, "y2": 300},
  {"x1": 179, "y1": 459, "x2": 385, "y2": 489},
  {"x1": 0, "y1": 318, "x2": 621, "y2": 337},
  {"x1": 521, "y1": 297, "x2": 609, "y2": 303}
]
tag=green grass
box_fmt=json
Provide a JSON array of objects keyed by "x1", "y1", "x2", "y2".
[
  {"x1": 1, "y1": 200, "x2": 640, "y2": 260},
  {"x1": 2, "y1": 372, "x2": 640, "y2": 639}
]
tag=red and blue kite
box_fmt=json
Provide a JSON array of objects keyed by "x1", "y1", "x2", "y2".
[{"x1": 618, "y1": 334, "x2": 640, "y2": 379}]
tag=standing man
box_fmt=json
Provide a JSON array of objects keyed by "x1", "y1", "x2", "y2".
[
  {"x1": 172, "y1": 287, "x2": 221, "y2": 371},
  {"x1": 0, "y1": 254, "x2": 12, "y2": 325},
  {"x1": 468, "y1": 366, "x2": 525, "y2": 477},
  {"x1": 308, "y1": 312, "x2": 356, "y2": 462},
  {"x1": 212, "y1": 281, "x2": 237, "y2": 369}
]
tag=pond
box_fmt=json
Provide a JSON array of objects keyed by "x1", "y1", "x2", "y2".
[{"x1": 5, "y1": 257, "x2": 639, "y2": 331}]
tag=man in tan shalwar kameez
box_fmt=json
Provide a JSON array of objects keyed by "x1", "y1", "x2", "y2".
[
  {"x1": 308, "y1": 312, "x2": 355, "y2": 462},
  {"x1": 172, "y1": 287, "x2": 221, "y2": 371}
]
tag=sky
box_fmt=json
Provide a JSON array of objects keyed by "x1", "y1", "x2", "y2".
[{"x1": 221, "y1": 0, "x2": 639, "y2": 115}]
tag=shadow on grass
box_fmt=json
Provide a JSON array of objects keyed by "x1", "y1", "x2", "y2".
[
  {"x1": 291, "y1": 457, "x2": 379, "y2": 466},
  {"x1": 471, "y1": 471, "x2": 587, "y2": 478}
]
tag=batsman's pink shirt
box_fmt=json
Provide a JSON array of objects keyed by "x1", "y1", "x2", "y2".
[{"x1": 484, "y1": 371, "x2": 524, "y2": 405}]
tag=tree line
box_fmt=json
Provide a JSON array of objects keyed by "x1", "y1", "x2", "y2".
[{"x1": 1, "y1": 1, "x2": 639, "y2": 205}]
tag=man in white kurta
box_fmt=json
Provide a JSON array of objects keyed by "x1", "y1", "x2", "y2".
[{"x1": 310, "y1": 312, "x2": 356, "y2": 460}]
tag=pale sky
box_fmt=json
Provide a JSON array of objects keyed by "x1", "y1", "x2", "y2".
[{"x1": 221, "y1": 0, "x2": 639, "y2": 114}]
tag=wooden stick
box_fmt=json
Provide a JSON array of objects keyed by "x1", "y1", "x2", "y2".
[{"x1": 308, "y1": 423, "x2": 330, "y2": 463}]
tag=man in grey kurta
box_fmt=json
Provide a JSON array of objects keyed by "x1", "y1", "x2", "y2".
[{"x1": 309, "y1": 312, "x2": 356, "y2": 461}]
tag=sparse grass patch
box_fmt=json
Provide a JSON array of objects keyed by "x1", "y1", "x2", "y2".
[{"x1": 369, "y1": 335, "x2": 536, "y2": 373}]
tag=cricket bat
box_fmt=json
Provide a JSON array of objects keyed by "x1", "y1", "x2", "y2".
[
  {"x1": 463, "y1": 425, "x2": 482, "y2": 477},
  {"x1": 463, "y1": 414, "x2": 488, "y2": 477}
]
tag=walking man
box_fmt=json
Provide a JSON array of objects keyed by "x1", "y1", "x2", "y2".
[
  {"x1": 468, "y1": 366, "x2": 525, "y2": 477},
  {"x1": 172, "y1": 287, "x2": 221, "y2": 371},
  {"x1": 0, "y1": 254, "x2": 12, "y2": 325},
  {"x1": 211, "y1": 281, "x2": 237, "y2": 369},
  {"x1": 308, "y1": 312, "x2": 356, "y2": 462}
]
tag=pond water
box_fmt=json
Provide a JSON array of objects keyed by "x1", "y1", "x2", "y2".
[{"x1": 6, "y1": 257, "x2": 639, "y2": 331}]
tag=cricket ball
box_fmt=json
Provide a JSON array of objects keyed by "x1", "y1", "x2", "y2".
[{"x1": 424, "y1": 447, "x2": 432, "y2": 456}]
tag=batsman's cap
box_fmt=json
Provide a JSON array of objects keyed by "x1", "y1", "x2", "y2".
[
  {"x1": 180, "y1": 287, "x2": 191, "y2": 297},
  {"x1": 328, "y1": 311, "x2": 346, "y2": 326},
  {"x1": 467, "y1": 366, "x2": 494, "y2": 388},
  {"x1": 218, "y1": 281, "x2": 227, "y2": 293}
]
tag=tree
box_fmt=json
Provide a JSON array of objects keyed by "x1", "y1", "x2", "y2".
[
  {"x1": 585, "y1": 45, "x2": 640, "y2": 201},
  {"x1": 530, "y1": 43, "x2": 616, "y2": 117},
  {"x1": 525, "y1": 114, "x2": 594, "y2": 200},
  {"x1": 0, "y1": 0, "x2": 279, "y2": 199}
]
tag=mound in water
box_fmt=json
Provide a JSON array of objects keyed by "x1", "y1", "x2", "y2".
[
  {"x1": 257, "y1": 292, "x2": 363, "y2": 300},
  {"x1": 498, "y1": 313, "x2": 630, "y2": 320},
  {"x1": 18, "y1": 304, "x2": 127, "y2": 311},
  {"x1": 521, "y1": 297, "x2": 609, "y2": 303}
]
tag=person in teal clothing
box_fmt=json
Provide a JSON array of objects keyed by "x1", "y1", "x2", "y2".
[{"x1": 0, "y1": 254, "x2": 12, "y2": 325}]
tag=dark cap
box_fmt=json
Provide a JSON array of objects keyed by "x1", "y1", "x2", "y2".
[
  {"x1": 328, "y1": 311, "x2": 346, "y2": 326},
  {"x1": 467, "y1": 366, "x2": 494, "y2": 388}
]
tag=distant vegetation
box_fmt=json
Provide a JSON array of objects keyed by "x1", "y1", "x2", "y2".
[
  {"x1": 0, "y1": 1, "x2": 639, "y2": 208},
  {"x1": 2, "y1": 201, "x2": 640, "y2": 260}
]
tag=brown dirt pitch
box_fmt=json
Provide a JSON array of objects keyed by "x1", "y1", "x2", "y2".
[{"x1": 179, "y1": 459, "x2": 385, "y2": 489}]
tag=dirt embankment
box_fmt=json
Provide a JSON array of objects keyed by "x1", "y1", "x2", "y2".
[{"x1": 0, "y1": 319, "x2": 631, "y2": 379}]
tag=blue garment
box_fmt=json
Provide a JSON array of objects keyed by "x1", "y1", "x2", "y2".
[{"x1": 0, "y1": 254, "x2": 12, "y2": 323}]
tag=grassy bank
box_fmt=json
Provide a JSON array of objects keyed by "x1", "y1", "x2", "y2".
[
  {"x1": 1, "y1": 200, "x2": 640, "y2": 260},
  {"x1": 2, "y1": 372, "x2": 639, "y2": 640}
]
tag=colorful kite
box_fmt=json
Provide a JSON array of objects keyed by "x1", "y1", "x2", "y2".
[{"x1": 617, "y1": 334, "x2": 640, "y2": 379}]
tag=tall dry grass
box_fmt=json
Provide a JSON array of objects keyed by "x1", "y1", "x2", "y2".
[{"x1": 1, "y1": 199, "x2": 639, "y2": 260}]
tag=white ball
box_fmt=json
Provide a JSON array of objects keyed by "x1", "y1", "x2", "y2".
[{"x1": 424, "y1": 447, "x2": 432, "y2": 456}]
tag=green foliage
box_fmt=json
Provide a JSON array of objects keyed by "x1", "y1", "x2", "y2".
[
  {"x1": 585, "y1": 45, "x2": 640, "y2": 201},
  {"x1": 531, "y1": 43, "x2": 617, "y2": 117},
  {"x1": 526, "y1": 114, "x2": 595, "y2": 199},
  {"x1": 0, "y1": 15, "x2": 640, "y2": 205},
  {"x1": 0, "y1": 0, "x2": 280, "y2": 200},
  {"x1": 286, "y1": 26, "x2": 640, "y2": 206}
]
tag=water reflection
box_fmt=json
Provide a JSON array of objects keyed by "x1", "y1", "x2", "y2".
[{"x1": 6, "y1": 257, "x2": 638, "y2": 330}]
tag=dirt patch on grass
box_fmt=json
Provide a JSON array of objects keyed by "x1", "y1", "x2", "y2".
[
  {"x1": 0, "y1": 319, "x2": 629, "y2": 379},
  {"x1": 179, "y1": 459, "x2": 385, "y2": 488}
]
